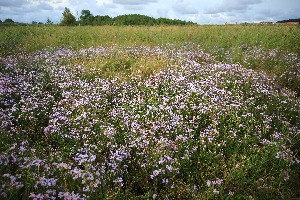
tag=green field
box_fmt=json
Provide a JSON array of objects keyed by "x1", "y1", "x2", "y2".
[
  {"x1": 1, "y1": 25, "x2": 300, "y2": 53},
  {"x1": 0, "y1": 25, "x2": 299, "y2": 199}
]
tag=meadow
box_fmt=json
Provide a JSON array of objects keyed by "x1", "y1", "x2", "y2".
[{"x1": 0, "y1": 25, "x2": 299, "y2": 199}]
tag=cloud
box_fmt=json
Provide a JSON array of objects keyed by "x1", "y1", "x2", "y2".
[
  {"x1": 90, "y1": 2, "x2": 117, "y2": 16},
  {"x1": 166, "y1": 10, "x2": 177, "y2": 20},
  {"x1": 210, "y1": 13, "x2": 220, "y2": 18},
  {"x1": 0, "y1": 0, "x2": 299, "y2": 25},
  {"x1": 112, "y1": 0, "x2": 158, "y2": 5},
  {"x1": 0, "y1": 0, "x2": 56, "y2": 15},
  {"x1": 267, "y1": 8, "x2": 300, "y2": 22},
  {"x1": 0, "y1": 0, "x2": 29, "y2": 7},
  {"x1": 225, "y1": 12, "x2": 237, "y2": 17},
  {"x1": 156, "y1": 8, "x2": 169, "y2": 18},
  {"x1": 0, "y1": 0, "x2": 58, "y2": 23},
  {"x1": 172, "y1": 0, "x2": 198, "y2": 14},
  {"x1": 203, "y1": 0, "x2": 262, "y2": 14},
  {"x1": 37, "y1": 2, "x2": 54, "y2": 10},
  {"x1": 68, "y1": 0, "x2": 80, "y2": 5},
  {"x1": 124, "y1": 5, "x2": 144, "y2": 10},
  {"x1": 102, "y1": 2, "x2": 117, "y2": 9}
]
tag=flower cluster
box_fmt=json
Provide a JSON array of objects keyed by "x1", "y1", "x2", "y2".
[{"x1": 0, "y1": 43, "x2": 299, "y2": 199}]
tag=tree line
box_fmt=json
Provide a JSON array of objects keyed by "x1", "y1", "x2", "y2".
[
  {"x1": 61, "y1": 8, "x2": 197, "y2": 26},
  {"x1": 0, "y1": 7, "x2": 197, "y2": 26},
  {"x1": 276, "y1": 18, "x2": 300, "y2": 23}
]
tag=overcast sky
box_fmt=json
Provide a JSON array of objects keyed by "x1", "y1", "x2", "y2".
[{"x1": 0, "y1": 0, "x2": 299, "y2": 24}]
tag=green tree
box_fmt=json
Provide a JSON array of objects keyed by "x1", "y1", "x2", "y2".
[
  {"x1": 4, "y1": 18, "x2": 14, "y2": 23},
  {"x1": 46, "y1": 18, "x2": 54, "y2": 24},
  {"x1": 94, "y1": 15, "x2": 112, "y2": 25},
  {"x1": 60, "y1": 7, "x2": 76, "y2": 26},
  {"x1": 79, "y1": 10, "x2": 95, "y2": 25},
  {"x1": 276, "y1": 18, "x2": 300, "y2": 23},
  {"x1": 80, "y1": 10, "x2": 93, "y2": 21}
]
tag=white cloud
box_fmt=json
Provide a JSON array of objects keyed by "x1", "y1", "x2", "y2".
[
  {"x1": 172, "y1": 0, "x2": 198, "y2": 14},
  {"x1": 0, "y1": 0, "x2": 299, "y2": 24},
  {"x1": 102, "y1": 2, "x2": 117, "y2": 9},
  {"x1": 37, "y1": 2, "x2": 54, "y2": 10},
  {"x1": 124, "y1": 5, "x2": 144, "y2": 10},
  {"x1": 68, "y1": 0, "x2": 81, "y2": 6},
  {"x1": 0, "y1": 0, "x2": 29, "y2": 7},
  {"x1": 112, "y1": 0, "x2": 157, "y2": 5},
  {"x1": 166, "y1": 10, "x2": 177, "y2": 20},
  {"x1": 156, "y1": 8, "x2": 169, "y2": 18},
  {"x1": 203, "y1": 0, "x2": 262, "y2": 14}
]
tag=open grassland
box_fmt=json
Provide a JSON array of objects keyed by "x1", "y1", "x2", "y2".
[
  {"x1": 0, "y1": 25, "x2": 299, "y2": 199},
  {"x1": 1, "y1": 25, "x2": 300, "y2": 55}
]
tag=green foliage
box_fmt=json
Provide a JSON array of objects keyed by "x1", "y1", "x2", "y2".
[
  {"x1": 80, "y1": 10, "x2": 93, "y2": 21},
  {"x1": 77, "y1": 10, "x2": 197, "y2": 26},
  {"x1": 92, "y1": 15, "x2": 112, "y2": 26},
  {"x1": 46, "y1": 18, "x2": 53, "y2": 25},
  {"x1": 276, "y1": 18, "x2": 300, "y2": 23},
  {"x1": 60, "y1": 7, "x2": 76, "y2": 26},
  {"x1": 113, "y1": 14, "x2": 156, "y2": 26},
  {"x1": 156, "y1": 17, "x2": 196, "y2": 25},
  {"x1": 4, "y1": 18, "x2": 14, "y2": 23}
]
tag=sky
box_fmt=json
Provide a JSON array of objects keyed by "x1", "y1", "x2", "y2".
[{"x1": 0, "y1": 0, "x2": 299, "y2": 24}]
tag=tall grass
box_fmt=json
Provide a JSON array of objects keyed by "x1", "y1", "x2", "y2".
[{"x1": 1, "y1": 25, "x2": 299, "y2": 55}]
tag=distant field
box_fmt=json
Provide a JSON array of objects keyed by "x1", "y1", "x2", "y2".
[
  {"x1": 1, "y1": 25, "x2": 300, "y2": 54},
  {"x1": 0, "y1": 25, "x2": 299, "y2": 199}
]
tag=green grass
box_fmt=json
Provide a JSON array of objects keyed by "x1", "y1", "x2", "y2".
[{"x1": 1, "y1": 25, "x2": 299, "y2": 55}]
